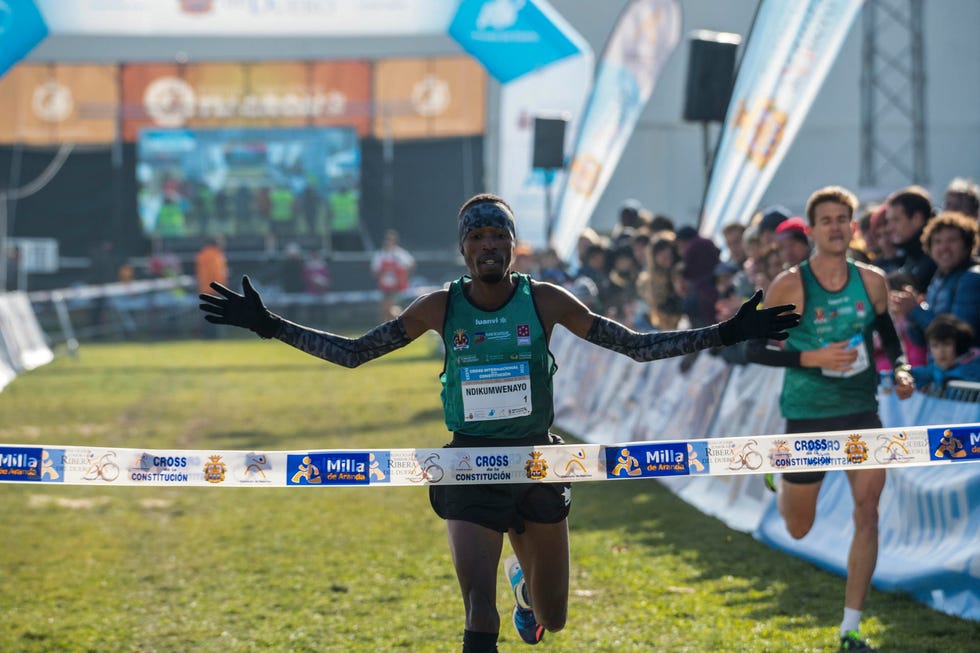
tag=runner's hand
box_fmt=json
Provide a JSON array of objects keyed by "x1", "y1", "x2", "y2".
[
  {"x1": 718, "y1": 289, "x2": 800, "y2": 345},
  {"x1": 802, "y1": 341, "x2": 857, "y2": 371},
  {"x1": 199, "y1": 275, "x2": 281, "y2": 338}
]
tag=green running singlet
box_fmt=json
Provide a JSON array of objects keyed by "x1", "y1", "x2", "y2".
[
  {"x1": 781, "y1": 260, "x2": 878, "y2": 420},
  {"x1": 440, "y1": 273, "x2": 556, "y2": 438}
]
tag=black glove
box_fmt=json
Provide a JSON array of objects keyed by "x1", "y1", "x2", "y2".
[
  {"x1": 717, "y1": 289, "x2": 800, "y2": 346},
  {"x1": 198, "y1": 275, "x2": 281, "y2": 339}
]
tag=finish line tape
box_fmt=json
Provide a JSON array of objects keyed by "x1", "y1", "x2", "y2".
[{"x1": 2, "y1": 423, "x2": 980, "y2": 487}]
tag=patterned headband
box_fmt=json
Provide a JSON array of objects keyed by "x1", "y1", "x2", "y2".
[{"x1": 458, "y1": 201, "x2": 516, "y2": 245}]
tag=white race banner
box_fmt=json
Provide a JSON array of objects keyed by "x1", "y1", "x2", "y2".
[{"x1": 3, "y1": 423, "x2": 978, "y2": 486}]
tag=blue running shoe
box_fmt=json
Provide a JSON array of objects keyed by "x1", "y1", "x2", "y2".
[
  {"x1": 513, "y1": 605, "x2": 544, "y2": 645},
  {"x1": 504, "y1": 556, "x2": 543, "y2": 645}
]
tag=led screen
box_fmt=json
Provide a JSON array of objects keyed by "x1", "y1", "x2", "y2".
[{"x1": 136, "y1": 126, "x2": 360, "y2": 240}]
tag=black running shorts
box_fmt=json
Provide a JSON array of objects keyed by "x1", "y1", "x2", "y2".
[
  {"x1": 429, "y1": 432, "x2": 572, "y2": 534},
  {"x1": 782, "y1": 410, "x2": 883, "y2": 484}
]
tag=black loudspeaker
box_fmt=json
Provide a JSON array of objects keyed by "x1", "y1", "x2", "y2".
[
  {"x1": 683, "y1": 31, "x2": 739, "y2": 123},
  {"x1": 532, "y1": 116, "x2": 567, "y2": 169}
]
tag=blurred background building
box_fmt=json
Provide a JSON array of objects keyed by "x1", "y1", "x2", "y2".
[{"x1": 1, "y1": 0, "x2": 977, "y2": 293}]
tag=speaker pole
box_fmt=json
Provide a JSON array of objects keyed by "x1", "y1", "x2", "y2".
[
  {"x1": 532, "y1": 115, "x2": 568, "y2": 248},
  {"x1": 702, "y1": 121, "x2": 712, "y2": 191},
  {"x1": 544, "y1": 168, "x2": 556, "y2": 245}
]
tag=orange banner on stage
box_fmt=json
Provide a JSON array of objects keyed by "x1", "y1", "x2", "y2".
[
  {"x1": 373, "y1": 56, "x2": 485, "y2": 140},
  {"x1": 0, "y1": 64, "x2": 118, "y2": 145},
  {"x1": 0, "y1": 57, "x2": 483, "y2": 144},
  {"x1": 120, "y1": 61, "x2": 373, "y2": 140},
  {"x1": 311, "y1": 61, "x2": 372, "y2": 136}
]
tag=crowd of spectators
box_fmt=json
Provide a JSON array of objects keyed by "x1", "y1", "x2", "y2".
[{"x1": 522, "y1": 177, "x2": 980, "y2": 397}]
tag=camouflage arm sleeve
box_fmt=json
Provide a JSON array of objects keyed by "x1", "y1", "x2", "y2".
[
  {"x1": 276, "y1": 317, "x2": 412, "y2": 368},
  {"x1": 584, "y1": 315, "x2": 723, "y2": 361}
]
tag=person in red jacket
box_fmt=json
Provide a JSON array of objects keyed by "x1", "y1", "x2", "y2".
[{"x1": 371, "y1": 229, "x2": 415, "y2": 321}]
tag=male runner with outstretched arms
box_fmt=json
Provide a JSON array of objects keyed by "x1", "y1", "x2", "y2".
[{"x1": 200, "y1": 193, "x2": 800, "y2": 652}]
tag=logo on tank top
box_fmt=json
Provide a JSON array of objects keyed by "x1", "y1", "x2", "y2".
[
  {"x1": 813, "y1": 307, "x2": 827, "y2": 324},
  {"x1": 453, "y1": 329, "x2": 469, "y2": 351},
  {"x1": 855, "y1": 301, "x2": 867, "y2": 318},
  {"x1": 517, "y1": 324, "x2": 531, "y2": 346}
]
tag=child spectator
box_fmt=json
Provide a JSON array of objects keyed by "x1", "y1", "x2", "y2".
[{"x1": 909, "y1": 314, "x2": 980, "y2": 394}]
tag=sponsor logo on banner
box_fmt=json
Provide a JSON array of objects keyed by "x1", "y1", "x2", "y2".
[
  {"x1": 449, "y1": 0, "x2": 583, "y2": 84},
  {"x1": 731, "y1": 97, "x2": 787, "y2": 168},
  {"x1": 129, "y1": 453, "x2": 195, "y2": 483},
  {"x1": 237, "y1": 453, "x2": 273, "y2": 484},
  {"x1": 554, "y1": 448, "x2": 592, "y2": 479},
  {"x1": 368, "y1": 451, "x2": 390, "y2": 483},
  {"x1": 843, "y1": 434, "x2": 869, "y2": 465},
  {"x1": 0, "y1": 447, "x2": 42, "y2": 482},
  {"x1": 404, "y1": 451, "x2": 445, "y2": 484},
  {"x1": 768, "y1": 440, "x2": 792, "y2": 468},
  {"x1": 386, "y1": 450, "x2": 423, "y2": 483},
  {"x1": 772, "y1": 436, "x2": 849, "y2": 470},
  {"x1": 524, "y1": 451, "x2": 549, "y2": 480},
  {"x1": 288, "y1": 453, "x2": 369, "y2": 485},
  {"x1": 78, "y1": 450, "x2": 121, "y2": 482},
  {"x1": 928, "y1": 427, "x2": 978, "y2": 460},
  {"x1": 726, "y1": 439, "x2": 764, "y2": 471},
  {"x1": 411, "y1": 74, "x2": 450, "y2": 116},
  {"x1": 606, "y1": 443, "x2": 688, "y2": 478},
  {"x1": 686, "y1": 442, "x2": 709, "y2": 474},
  {"x1": 202, "y1": 455, "x2": 227, "y2": 484},
  {"x1": 453, "y1": 452, "x2": 513, "y2": 482},
  {"x1": 32, "y1": 80, "x2": 74, "y2": 123},
  {"x1": 40, "y1": 450, "x2": 63, "y2": 482},
  {"x1": 871, "y1": 431, "x2": 922, "y2": 465},
  {"x1": 144, "y1": 77, "x2": 197, "y2": 127},
  {"x1": 476, "y1": 0, "x2": 524, "y2": 31}
]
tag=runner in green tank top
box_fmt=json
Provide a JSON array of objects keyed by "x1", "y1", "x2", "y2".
[
  {"x1": 747, "y1": 186, "x2": 915, "y2": 653},
  {"x1": 199, "y1": 193, "x2": 799, "y2": 653},
  {"x1": 780, "y1": 258, "x2": 878, "y2": 420}
]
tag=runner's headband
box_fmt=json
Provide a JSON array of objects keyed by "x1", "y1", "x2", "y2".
[{"x1": 458, "y1": 201, "x2": 516, "y2": 247}]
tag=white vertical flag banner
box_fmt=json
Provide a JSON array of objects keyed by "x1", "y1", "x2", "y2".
[
  {"x1": 550, "y1": 0, "x2": 681, "y2": 261},
  {"x1": 698, "y1": 0, "x2": 864, "y2": 241}
]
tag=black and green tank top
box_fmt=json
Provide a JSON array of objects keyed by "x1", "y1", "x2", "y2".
[
  {"x1": 440, "y1": 273, "x2": 556, "y2": 438},
  {"x1": 781, "y1": 260, "x2": 878, "y2": 419}
]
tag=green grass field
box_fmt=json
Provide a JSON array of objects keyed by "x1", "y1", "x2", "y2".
[{"x1": 0, "y1": 339, "x2": 975, "y2": 652}]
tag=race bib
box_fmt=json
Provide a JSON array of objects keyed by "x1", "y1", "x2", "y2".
[
  {"x1": 460, "y1": 362, "x2": 532, "y2": 421},
  {"x1": 822, "y1": 333, "x2": 870, "y2": 378}
]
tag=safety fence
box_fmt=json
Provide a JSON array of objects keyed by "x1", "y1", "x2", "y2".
[{"x1": 549, "y1": 327, "x2": 980, "y2": 621}]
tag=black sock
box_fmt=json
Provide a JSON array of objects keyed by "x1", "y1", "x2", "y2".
[{"x1": 462, "y1": 629, "x2": 498, "y2": 653}]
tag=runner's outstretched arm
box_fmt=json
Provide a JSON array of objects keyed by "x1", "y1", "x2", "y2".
[
  {"x1": 199, "y1": 275, "x2": 412, "y2": 368},
  {"x1": 544, "y1": 285, "x2": 799, "y2": 362}
]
